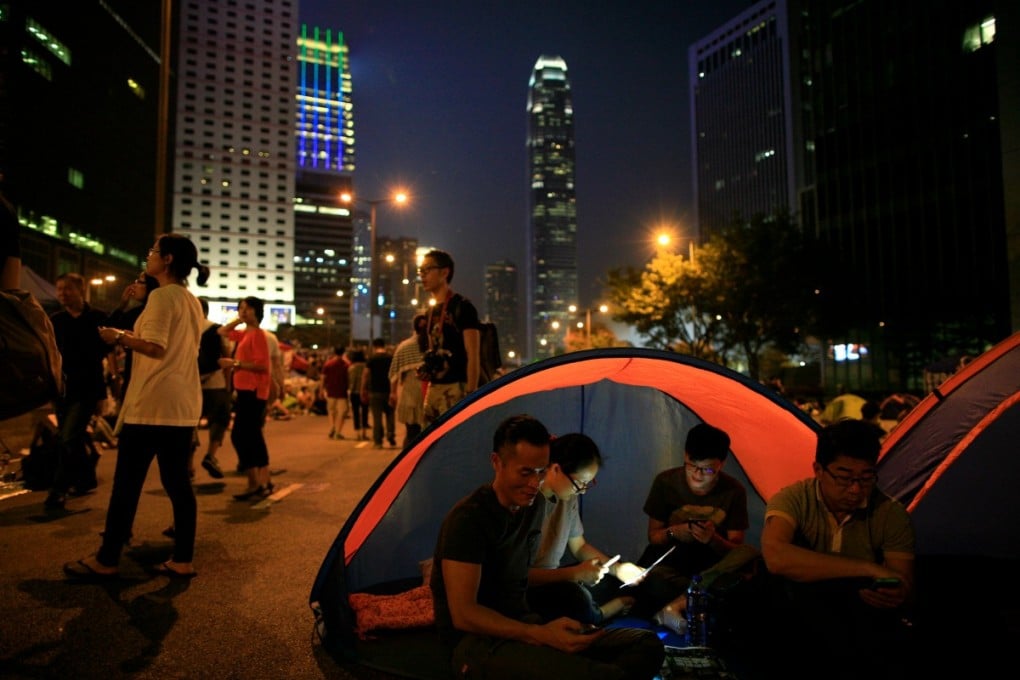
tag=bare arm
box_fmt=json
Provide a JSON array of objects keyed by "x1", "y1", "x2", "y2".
[
  {"x1": 99, "y1": 326, "x2": 166, "y2": 359},
  {"x1": 463, "y1": 327, "x2": 480, "y2": 392},
  {"x1": 761, "y1": 514, "x2": 898, "y2": 583},
  {"x1": 444, "y1": 558, "x2": 597, "y2": 652}
]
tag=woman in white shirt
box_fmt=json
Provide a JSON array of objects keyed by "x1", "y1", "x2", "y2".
[{"x1": 64, "y1": 234, "x2": 208, "y2": 580}]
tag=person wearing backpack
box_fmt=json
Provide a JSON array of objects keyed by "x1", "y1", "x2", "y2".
[
  {"x1": 416, "y1": 249, "x2": 481, "y2": 426},
  {"x1": 195, "y1": 297, "x2": 228, "y2": 479}
]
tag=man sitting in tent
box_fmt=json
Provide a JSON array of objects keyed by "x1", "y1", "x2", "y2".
[
  {"x1": 429, "y1": 414, "x2": 664, "y2": 679},
  {"x1": 761, "y1": 418, "x2": 915, "y2": 676},
  {"x1": 629, "y1": 423, "x2": 760, "y2": 630}
]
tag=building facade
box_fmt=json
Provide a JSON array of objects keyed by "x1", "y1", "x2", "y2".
[
  {"x1": 484, "y1": 260, "x2": 519, "y2": 366},
  {"x1": 0, "y1": 1, "x2": 161, "y2": 308},
  {"x1": 169, "y1": 0, "x2": 298, "y2": 321},
  {"x1": 376, "y1": 236, "x2": 420, "y2": 346},
  {"x1": 526, "y1": 55, "x2": 577, "y2": 361}
]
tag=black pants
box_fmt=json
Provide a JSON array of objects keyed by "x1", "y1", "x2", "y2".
[{"x1": 231, "y1": 390, "x2": 268, "y2": 470}]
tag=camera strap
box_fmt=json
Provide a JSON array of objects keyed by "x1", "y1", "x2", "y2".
[{"x1": 426, "y1": 293, "x2": 452, "y2": 353}]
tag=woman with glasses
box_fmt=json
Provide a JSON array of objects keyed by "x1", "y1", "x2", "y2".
[
  {"x1": 105, "y1": 272, "x2": 159, "y2": 397},
  {"x1": 64, "y1": 234, "x2": 209, "y2": 580},
  {"x1": 526, "y1": 433, "x2": 645, "y2": 625}
]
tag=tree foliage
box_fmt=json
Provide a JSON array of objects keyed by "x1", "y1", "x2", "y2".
[{"x1": 606, "y1": 210, "x2": 819, "y2": 378}]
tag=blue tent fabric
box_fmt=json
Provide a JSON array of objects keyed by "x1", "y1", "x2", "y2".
[
  {"x1": 878, "y1": 332, "x2": 1020, "y2": 560},
  {"x1": 310, "y1": 348, "x2": 820, "y2": 658}
]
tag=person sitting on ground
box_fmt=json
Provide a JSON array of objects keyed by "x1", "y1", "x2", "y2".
[
  {"x1": 527, "y1": 433, "x2": 645, "y2": 625},
  {"x1": 761, "y1": 418, "x2": 915, "y2": 677},
  {"x1": 629, "y1": 422, "x2": 759, "y2": 632},
  {"x1": 430, "y1": 414, "x2": 664, "y2": 680}
]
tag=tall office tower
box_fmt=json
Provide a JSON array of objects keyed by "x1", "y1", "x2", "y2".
[
  {"x1": 485, "y1": 260, "x2": 519, "y2": 366},
  {"x1": 349, "y1": 209, "x2": 371, "y2": 344},
  {"x1": 527, "y1": 55, "x2": 577, "y2": 361},
  {"x1": 689, "y1": 0, "x2": 800, "y2": 239},
  {"x1": 293, "y1": 24, "x2": 355, "y2": 340},
  {"x1": 692, "y1": 0, "x2": 1018, "y2": 392},
  {"x1": 0, "y1": 1, "x2": 161, "y2": 306},
  {"x1": 377, "y1": 236, "x2": 420, "y2": 346},
  {"x1": 169, "y1": 0, "x2": 298, "y2": 324}
]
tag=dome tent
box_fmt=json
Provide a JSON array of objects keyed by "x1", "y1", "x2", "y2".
[{"x1": 309, "y1": 348, "x2": 820, "y2": 670}]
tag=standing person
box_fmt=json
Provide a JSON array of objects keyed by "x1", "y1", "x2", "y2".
[
  {"x1": 347, "y1": 349, "x2": 369, "y2": 440},
  {"x1": 63, "y1": 234, "x2": 208, "y2": 579},
  {"x1": 105, "y1": 273, "x2": 159, "y2": 398},
  {"x1": 195, "y1": 297, "x2": 228, "y2": 479},
  {"x1": 321, "y1": 346, "x2": 350, "y2": 439},
  {"x1": 361, "y1": 338, "x2": 395, "y2": 448},
  {"x1": 45, "y1": 273, "x2": 109, "y2": 510},
  {"x1": 761, "y1": 419, "x2": 915, "y2": 676},
  {"x1": 417, "y1": 249, "x2": 481, "y2": 426},
  {"x1": 263, "y1": 325, "x2": 286, "y2": 421},
  {"x1": 388, "y1": 314, "x2": 427, "y2": 447},
  {"x1": 430, "y1": 414, "x2": 664, "y2": 680},
  {"x1": 630, "y1": 423, "x2": 758, "y2": 627},
  {"x1": 528, "y1": 433, "x2": 644, "y2": 625},
  {"x1": 217, "y1": 297, "x2": 272, "y2": 500}
]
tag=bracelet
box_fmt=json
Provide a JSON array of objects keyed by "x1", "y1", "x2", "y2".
[
  {"x1": 116, "y1": 330, "x2": 126, "y2": 345},
  {"x1": 233, "y1": 360, "x2": 241, "y2": 369}
]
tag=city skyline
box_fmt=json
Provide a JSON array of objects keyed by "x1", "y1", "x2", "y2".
[{"x1": 298, "y1": 0, "x2": 753, "y2": 308}]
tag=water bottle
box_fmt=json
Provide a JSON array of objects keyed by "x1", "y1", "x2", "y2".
[{"x1": 685, "y1": 573, "x2": 710, "y2": 646}]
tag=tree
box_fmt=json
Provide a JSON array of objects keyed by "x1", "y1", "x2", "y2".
[{"x1": 605, "y1": 210, "x2": 819, "y2": 379}]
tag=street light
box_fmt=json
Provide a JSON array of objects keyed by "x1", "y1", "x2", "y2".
[
  {"x1": 568, "y1": 304, "x2": 609, "y2": 349},
  {"x1": 655, "y1": 230, "x2": 696, "y2": 262},
  {"x1": 340, "y1": 189, "x2": 410, "y2": 342}
]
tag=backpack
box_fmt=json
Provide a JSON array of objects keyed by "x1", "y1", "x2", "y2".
[
  {"x1": 197, "y1": 323, "x2": 223, "y2": 377},
  {"x1": 446, "y1": 294, "x2": 502, "y2": 385},
  {"x1": 0, "y1": 288, "x2": 63, "y2": 420}
]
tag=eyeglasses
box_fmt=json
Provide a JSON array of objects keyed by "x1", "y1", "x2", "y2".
[
  {"x1": 567, "y1": 474, "x2": 597, "y2": 494},
  {"x1": 417, "y1": 265, "x2": 440, "y2": 275},
  {"x1": 685, "y1": 462, "x2": 718, "y2": 477},
  {"x1": 148, "y1": 248, "x2": 161, "y2": 256},
  {"x1": 823, "y1": 467, "x2": 878, "y2": 488}
]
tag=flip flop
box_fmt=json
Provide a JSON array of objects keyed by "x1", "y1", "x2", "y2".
[
  {"x1": 149, "y1": 561, "x2": 198, "y2": 579},
  {"x1": 63, "y1": 559, "x2": 119, "y2": 581}
]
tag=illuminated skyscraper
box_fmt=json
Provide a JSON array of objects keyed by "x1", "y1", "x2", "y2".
[
  {"x1": 485, "y1": 260, "x2": 519, "y2": 365},
  {"x1": 293, "y1": 24, "x2": 355, "y2": 337},
  {"x1": 169, "y1": 0, "x2": 298, "y2": 324},
  {"x1": 526, "y1": 55, "x2": 577, "y2": 361}
]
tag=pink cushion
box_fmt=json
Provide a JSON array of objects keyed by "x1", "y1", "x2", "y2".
[{"x1": 349, "y1": 584, "x2": 435, "y2": 639}]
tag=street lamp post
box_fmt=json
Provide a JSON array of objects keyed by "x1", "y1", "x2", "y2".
[
  {"x1": 568, "y1": 304, "x2": 608, "y2": 349},
  {"x1": 341, "y1": 190, "x2": 408, "y2": 343}
]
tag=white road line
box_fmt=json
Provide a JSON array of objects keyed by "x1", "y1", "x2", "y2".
[{"x1": 251, "y1": 482, "x2": 302, "y2": 509}]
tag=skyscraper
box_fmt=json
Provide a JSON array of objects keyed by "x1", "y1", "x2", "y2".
[
  {"x1": 169, "y1": 0, "x2": 298, "y2": 323},
  {"x1": 293, "y1": 24, "x2": 355, "y2": 338},
  {"x1": 485, "y1": 260, "x2": 519, "y2": 365},
  {"x1": 689, "y1": 1, "x2": 800, "y2": 238},
  {"x1": 527, "y1": 55, "x2": 577, "y2": 361}
]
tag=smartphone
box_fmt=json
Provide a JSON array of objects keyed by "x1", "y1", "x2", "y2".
[
  {"x1": 870, "y1": 577, "x2": 901, "y2": 589},
  {"x1": 580, "y1": 625, "x2": 602, "y2": 635}
]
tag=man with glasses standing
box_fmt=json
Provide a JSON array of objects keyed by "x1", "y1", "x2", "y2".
[
  {"x1": 760, "y1": 418, "x2": 914, "y2": 676},
  {"x1": 630, "y1": 423, "x2": 758, "y2": 630},
  {"x1": 416, "y1": 249, "x2": 481, "y2": 426}
]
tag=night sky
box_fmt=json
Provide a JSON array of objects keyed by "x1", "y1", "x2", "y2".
[{"x1": 299, "y1": 0, "x2": 753, "y2": 307}]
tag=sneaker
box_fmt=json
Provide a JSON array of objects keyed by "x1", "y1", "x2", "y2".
[
  {"x1": 387, "y1": 437, "x2": 397, "y2": 447},
  {"x1": 44, "y1": 493, "x2": 66, "y2": 510},
  {"x1": 201, "y1": 455, "x2": 224, "y2": 479},
  {"x1": 333, "y1": 433, "x2": 345, "y2": 440},
  {"x1": 327, "y1": 429, "x2": 335, "y2": 439},
  {"x1": 653, "y1": 605, "x2": 688, "y2": 636}
]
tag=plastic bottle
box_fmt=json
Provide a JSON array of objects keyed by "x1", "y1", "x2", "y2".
[{"x1": 685, "y1": 573, "x2": 710, "y2": 646}]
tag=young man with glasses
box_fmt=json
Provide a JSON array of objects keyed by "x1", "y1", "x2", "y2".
[
  {"x1": 631, "y1": 423, "x2": 758, "y2": 630},
  {"x1": 760, "y1": 418, "x2": 914, "y2": 676},
  {"x1": 430, "y1": 416, "x2": 664, "y2": 679}
]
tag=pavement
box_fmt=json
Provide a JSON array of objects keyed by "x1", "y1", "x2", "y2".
[{"x1": 0, "y1": 409, "x2": 408, "y2": 679}]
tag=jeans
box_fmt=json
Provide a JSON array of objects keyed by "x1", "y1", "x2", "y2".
[
  {"x1": 368, "y1": 393, "x2": 395, "y2": 445},
  {"x1": 51, "y1": 397, "x2": 98, "y2": 495}
]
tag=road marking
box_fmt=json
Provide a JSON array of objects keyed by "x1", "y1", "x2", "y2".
[{"x1": 252, "y1": 482, "x2": 302, "y2": 509}]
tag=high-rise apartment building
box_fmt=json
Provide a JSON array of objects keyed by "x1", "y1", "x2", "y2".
[
  {"x1": 169, "y1": 0, "x2": 298, "y2": 323},
  {"x1": 293, "y1": 24, "x2": 355, "y2": 339},
  {"x1": 689, "y1": 0, "x2": 800, "y2": 238},
  {"x1": 691, "y1": 0, "x2": 1019, "y2": 391},
  {"x1": 485, "y1": 260, "x2": 519, "y2": 365},
  {"x1": 527, "y1": 55, "x2": 577, "y2": 361}
]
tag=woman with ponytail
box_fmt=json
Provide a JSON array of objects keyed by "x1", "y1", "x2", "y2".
[{"x1": 65, "y1": 234, "x2": 208, "y2": 580}]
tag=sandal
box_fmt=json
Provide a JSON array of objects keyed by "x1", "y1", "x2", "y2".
[
  {"x1": 149, "y1": 561, "x2": 197, "y2": 579},
  {"x1": 63, "y1": 558, "x2": 119, "y2": 581}
]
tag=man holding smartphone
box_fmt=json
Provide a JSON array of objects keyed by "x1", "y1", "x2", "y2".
[{"x1": 761, "y1": 418, "x2": 915, "y2": 676}]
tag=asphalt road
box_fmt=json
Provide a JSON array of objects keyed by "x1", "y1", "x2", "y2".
[{"x1": 0, "y1": 409, "x2": 407, "y2": 679}]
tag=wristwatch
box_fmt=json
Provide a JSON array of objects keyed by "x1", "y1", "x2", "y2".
[
  {"x1": 116, "y1": 330, "x2": 126, "y2": 344},
  {"x1": 233, "y1": 360, "x2": 241, "y2": 369}
]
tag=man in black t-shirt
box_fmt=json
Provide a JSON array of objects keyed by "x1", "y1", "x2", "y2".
[
  {"x1": 360, "y1": 337, "x2": 395, "y2": 448},
  {"x1": 417, "y1": 249, "x2": 481, "y2": 426}
]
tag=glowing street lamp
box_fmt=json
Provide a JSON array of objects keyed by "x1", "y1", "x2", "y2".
[
  {"x1": 568, "y1": 303, "x2": 609, "y2": 349},
  {"x1": 340, "y1": 189, "x2": 410, "y2": 341}
]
